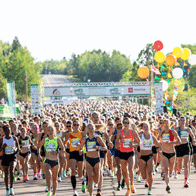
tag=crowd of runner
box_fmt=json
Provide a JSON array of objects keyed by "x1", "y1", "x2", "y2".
[{"x1": 0, "y1": 99, "x2": 196, "y2": 196}]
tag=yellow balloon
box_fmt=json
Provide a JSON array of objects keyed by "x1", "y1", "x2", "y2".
[
  {"x1": 172, "y1": 47, "x2": 183, "y2": 59},
  {"x1": 154, "y1": 51, "x2": 166, "y2": 63},
  {"x1": 181, "y1": 48, "x2": 191, "y2": 60}
]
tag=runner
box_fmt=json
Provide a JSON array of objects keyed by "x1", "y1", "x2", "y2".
[
  {"x1": 157, "y1": 119, "x2": 181, "y2": 193},
  {"x1": 81, "y1": 123, "x2": 107, "y2": 196},
  {"x1": 38, "y1": 125, "x2": 65, "y2": 196},
  {"x1": 65, "y1": 119, "x2": 86, "y2": 196},
  {"x1": 137, "y1": 122, "x2": 161, "y2": 195},
  {"x1": 175, "y1": 116, "x2": 196, "y2": 187},
  {"x1": 18, "y1": 127, "x2": 33, "y2": 182},
  {"x1": 0, "y1": 125, "x2": 20, "y2": 196},
  {"x1": 116, "y1": 117, "x2": 140, "y2": 196}
]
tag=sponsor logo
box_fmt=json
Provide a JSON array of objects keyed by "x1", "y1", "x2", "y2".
[
  {"x1": 128, "y1": 88, "x2": 133, "y2": 93},
  {"x1": 53, "y1": 89, "x2": 60, "y2": 95}
]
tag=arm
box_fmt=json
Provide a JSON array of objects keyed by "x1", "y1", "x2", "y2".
[
  {"x1": 13, "y1": 136, "x2": 20, "y2": 153},
  {"x1": 97, "y1": 136, "x2": 107, "y2": 151},
  {"x1": 188, "y1": 127, "x2": 196, "y2": 143},
  {"x1": 171, "y1": 130, "x2": 182, "y2": 145},
  {"x1": 152, "y1": 135, "x2": 161, "y2": 149},
  {"x1": 64, "y1": 132, "x2": 71, "y2": 144},
  {"x1": 57, "y1": 138, "x2": 65, "y2": 153},
  {"x1": 0, "y1": 138, "x2": 6, "y2": 152},
  {"x1": 115, "y1": 131, "x2": 122, "y2": 149},
  {"x1": 37, "y1": 139, "x2": 45, "y2": 155},
  {"x1": 132, "y1": 130, "x2": 141, "y2": 147}
]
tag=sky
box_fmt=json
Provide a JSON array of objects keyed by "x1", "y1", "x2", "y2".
[{"x1": 0, "y1": 0, "x2": 196, "y2": 63}]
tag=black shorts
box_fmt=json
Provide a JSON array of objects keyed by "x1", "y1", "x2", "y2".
[
  {"x1": 1, "y1": 154, "x2": 16, "y2": 166},
  {"x1": 86, "y1": 156, "x2": 100, "y2": 167},
  {"x1": 114, "y1": 149, "x2": 121, "y2": 158},
  {"x1": 140, "y1": 154, "x2": 153, "y2": 163},
  {"x1": 31, "y1": 148, "x2": 38, "y2": 156},
  {"x1": 193, "y1": 145, "x2": 196, "y2": 154},
  {"x1": 66, "y1": 148, "x2": 70, "y2": 154},
  {"x1": 19, "y1": 151, "x2": 30, "y2": 158},
  {"x1": 119, "y1": 151, "x2": 134, "y2": 160},
  {"x1": 44, "y1": 159, "x2": 59, "y2": 168},
  {"x1": 100, "y1": 150, "x2": 107, "y2": 159},
  {"x1": 152, "y1": 146, "x2": 158, "y2": 154},
  {"x1": 189, "y1": 143, "x2": 193, "y2": 155},
  {"x1": 162, "y1": 152, "x2": 175, "y2": 160},
  {"x1": 69, "y1": 151, "x2": 84, "y2": 162},
  {"x1": 176, "y1": 143, "x2": 190, "y2": 157}
]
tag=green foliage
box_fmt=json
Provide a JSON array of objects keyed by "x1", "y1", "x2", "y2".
[
  {"x1": 188, "y1": 65, "x2": 196, "y2": 88},
  {"x1": 0, "y1": 73, "x2": 7, "y2": 99},
  {"x1": 0, "y1": 38, "x2": 42, "y2": 99}
]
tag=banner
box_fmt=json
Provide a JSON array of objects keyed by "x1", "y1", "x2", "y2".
[
  {"x1": 155, "y1": 83, "x2": 163, "y2": 114},
  {"x1": 6, "y1": 82, "x2": 16, "y2": 118},
  {"x1": 44, "y1": 85, "x2": 151, "y2": 97},
  {"x1": 31, "y1": 85, "x2": 40, "y2": 115}
]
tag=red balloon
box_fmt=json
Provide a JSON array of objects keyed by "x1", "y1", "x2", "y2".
[{"x1": 153, "y1": 40, "x2": 163, "y2": 51}]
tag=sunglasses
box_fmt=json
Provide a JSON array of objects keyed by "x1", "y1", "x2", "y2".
[
  {"x1": 66, "y1": 125, "x2": 71, "y2": 127},
  {"x1": 55, "y1": 125, "x2": 59, "y2": 127},
  {"x1": 108, "y1": 124, "x2": 113, "y2": 126},
  {"x1": 123, "y1": 122, "x2": 129, "y2": 124},
  {"x1": 73, "y1": 124, "x2": 80, "y2": 127}
]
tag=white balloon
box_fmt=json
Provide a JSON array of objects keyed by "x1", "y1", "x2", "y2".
[
  {"x1": 160, "y1": 80, "x2": 168, "y2": 91},
  {"x1": 172, "y1": 68, "x2": 183, "y2": 79},
  {"x1": 188, "y1": 54, "x2": 196, "y2": 65}
]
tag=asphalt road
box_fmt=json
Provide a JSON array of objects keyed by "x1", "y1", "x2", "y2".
[
  {"x1": 42, "y1": 74, "x2": 72, "y2": 87},
  {"x1": 1, "y1": 166, "x2": 196, "y2": 196}
]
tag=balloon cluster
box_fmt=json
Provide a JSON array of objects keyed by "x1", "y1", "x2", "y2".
[{"x1": 153, "y1": 40, "x2": 196, "y2": 91}]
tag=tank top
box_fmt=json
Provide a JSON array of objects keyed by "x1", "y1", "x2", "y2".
[
  {"x1": 85, "y1": 136, "x2": 99, "y2": 152},
  {"x1": 161, "y1": 130, "x2": 175, "y2": 142},
  {"x1": 3, "y1": 136, "x2": 16, "y2": 155},
  {"x1": 140, "y1": 134, "x2": 153, "y2": 151},
  {"x1": 178, "y1": 127, "x2": 189, "y2": 139},
  {"x1": 120, "y1": 129, "x2": 134, "y2": 153},
  {"x1": 69, "y1": 131, "x2": 82, "y2": 152},
  {"x1": 56, "y1": 131, "x2": 63, "y2": 139},
  {"x1": 44, "y1": 137, "x2": 58, "y2": 153},
  {"x1": 19, "y1": 136, "x2": 30, "y2": 148}
]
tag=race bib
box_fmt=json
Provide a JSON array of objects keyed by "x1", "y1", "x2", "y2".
[
  {"x1": 22, "y1": 140, "x2": 29, "y2": 148},
  {"x1": 71, "y1": 138, "x2": 80, "y2": 147},
  {"x1": 162, "y1": 133, "x2": 170, "y2": 142},
  {"x1": 142, "y1": 140, "x2": 153, "y2": 149},
  {"x1": 123, "y1": 138, "x2": 132, "y2": 148},
  {"x1": 5, "y1": 146, "x2": 15, "y2": 155},
  {"x1": 46, "y1": 143, "x2": 56, "y2": 152},
  {"x1": 87, "y1": 141, "x2": 96, "y2": 151},
  {"x1": 181, "y1": 131, "x2": 188, "y2": 139}
]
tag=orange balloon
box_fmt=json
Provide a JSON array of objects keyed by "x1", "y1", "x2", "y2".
[
  {"x1": 165, "y1": 54, "x2": 176, "y2": 66},
  {"x1": 137, "y1": 66, "x2": 149, "y2": 79}
]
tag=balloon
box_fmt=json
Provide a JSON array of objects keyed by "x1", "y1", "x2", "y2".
[
  {"x1": 181, "y1": 48, "x2": 191, "y2": 60},
  {"x1": 172, "y1": 47, "x2": 183, "y2": 59},
  {"x1": 153, "y1": 40, "x2": 163, "y2": 51},
  {"x1": 165, "y1": 54, "x2": 176, "y2": 66},
  {"x1": 154, "y1": 51, "x2": 166, "y2": 63},
  {"x1": 172, "y1": 68, "x2": 183, "y2": 79},
  {"x1": 160, "y1": 80, "x2": 168, "y2": 91},
  {"x1": 137, "y1": 66, "x2": 149, "y2": 79},
  {"x1": 188, "y1": 54, "x2": 196, "y2": 65}
]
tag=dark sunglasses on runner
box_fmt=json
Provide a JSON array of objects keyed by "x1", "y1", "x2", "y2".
[
  {"x1": 73, "y1": 124, "x2": 80, "y2": 126},
  {"x1": 123, "y1": 122, "x2": 129, "y2": 124}
]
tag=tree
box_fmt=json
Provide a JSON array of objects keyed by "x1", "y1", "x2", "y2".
[
  {"x1": 188, "y1": 65, "x2": 196, "y2": 88},
  {"x1": 0, "y1": 73, "x2": 7, "y2": 99},
  {"x1": 11, "y1": 36, "x2": 21, "y2": 52}
]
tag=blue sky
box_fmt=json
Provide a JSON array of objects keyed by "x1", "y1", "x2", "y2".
[{"x1": 0, "y1": 0, "x2": 196, "y2": 62}]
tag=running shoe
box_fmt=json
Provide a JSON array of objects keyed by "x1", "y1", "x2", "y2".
[
  {"x1": 42, "y1": 174, "x2": 46, "y2": 179},
  {"x1": 121, "y1": 179, "x2": 125, "y2": 189},
  {"x1": 166, "y1": 186, "x2": 171, "y2": 193},
  {"x1": 6, "y1": 189, "x2": 9, "y2": 196},
  {"x1": 125, "y1": 190, "x2": 131, "y2": 196},
  {"x1": 94, "y1": 183, "x2": 98, "y2": 188},
  {"x1": 114, "y1": 167, "x2": 117, "y2": 175},
  {"x1": 45, "y1": 186, "x2": 48, "y2": 192},
  {"x1": 47, "y1": 191, "x2": 51, "y2": 196},
  {"x1": 145, "y1": 182, "x2": 149, "y2": 188},
  {"x1": 10, "y1": 188, "x2": 14, "y2": 196},
  {"x1": 1, "y1": 172, "x2": 4, "y2": 178},
  {"x1": 111, "y1": 171, "x2": 114, "y2": 177},
  {"x1": 73, "y1": 190, "x2": 79, "y2": 196},
  {"x1": 63, "y1": 171, "x2": 66, "y2": 177},
  {"x1": 131, "y1": 185, "x2": 136, "y2": 193},
  {"x1": 148, "y1": 190, "x2": 152, "y2": 195},
  {"x1": 81, "y1": 182, "x2": 86, "y2": 193},
  {"x1": 136, "y1": 175, "x2": 141, "y2": 182},
  {"x1": 184, "y1": 183, "x2": 189, "y2": 188},
  {"x1": 174, "y1": 175, "x2": 178, "y2": 179},
  {"x1": 17, "y1": 175, "x2": 20, "y2": 180},
  {"x1": 153, "y1": 170, "x2": 156, "y2": 175},
  {"x1": 116, "y1": 184, "x2": 121, "y2": 191},
  {"x1": 37, "y1": 171, "x2": 41, "y2": 179},
  {"x1": 66, "y1": 169, "x2": 71, "y2": 177},
  {"x1": 134, "y1": 170, "x2": 136, "y2": 178},
  {"x1": 96, "y1": 192, "x2": 102, "y2": 196},
  {"x1": 33, "y1": 174, "x2": 38, "y2": 180},
  {"x1": 23, "y1": 176, "x2": 26, "y2": 183},
  {"x1": 58, "y1": 176, "x2": 62, "y2": 182}
]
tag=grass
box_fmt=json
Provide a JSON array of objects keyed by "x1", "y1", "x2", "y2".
[{"x1": 67, "y1": 75, "x2": 82, "y2": 83}]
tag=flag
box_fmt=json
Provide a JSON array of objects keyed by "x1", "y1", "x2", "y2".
[
  {"x1": 155, "y1": 75, "x2": 160, "y2": 80},
  {"x1": 183, "y1": 62, "x2": 188, "y2": 66},
  {"x1": 151, "y1": 64, "x2": 160, "y2": 75}
]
